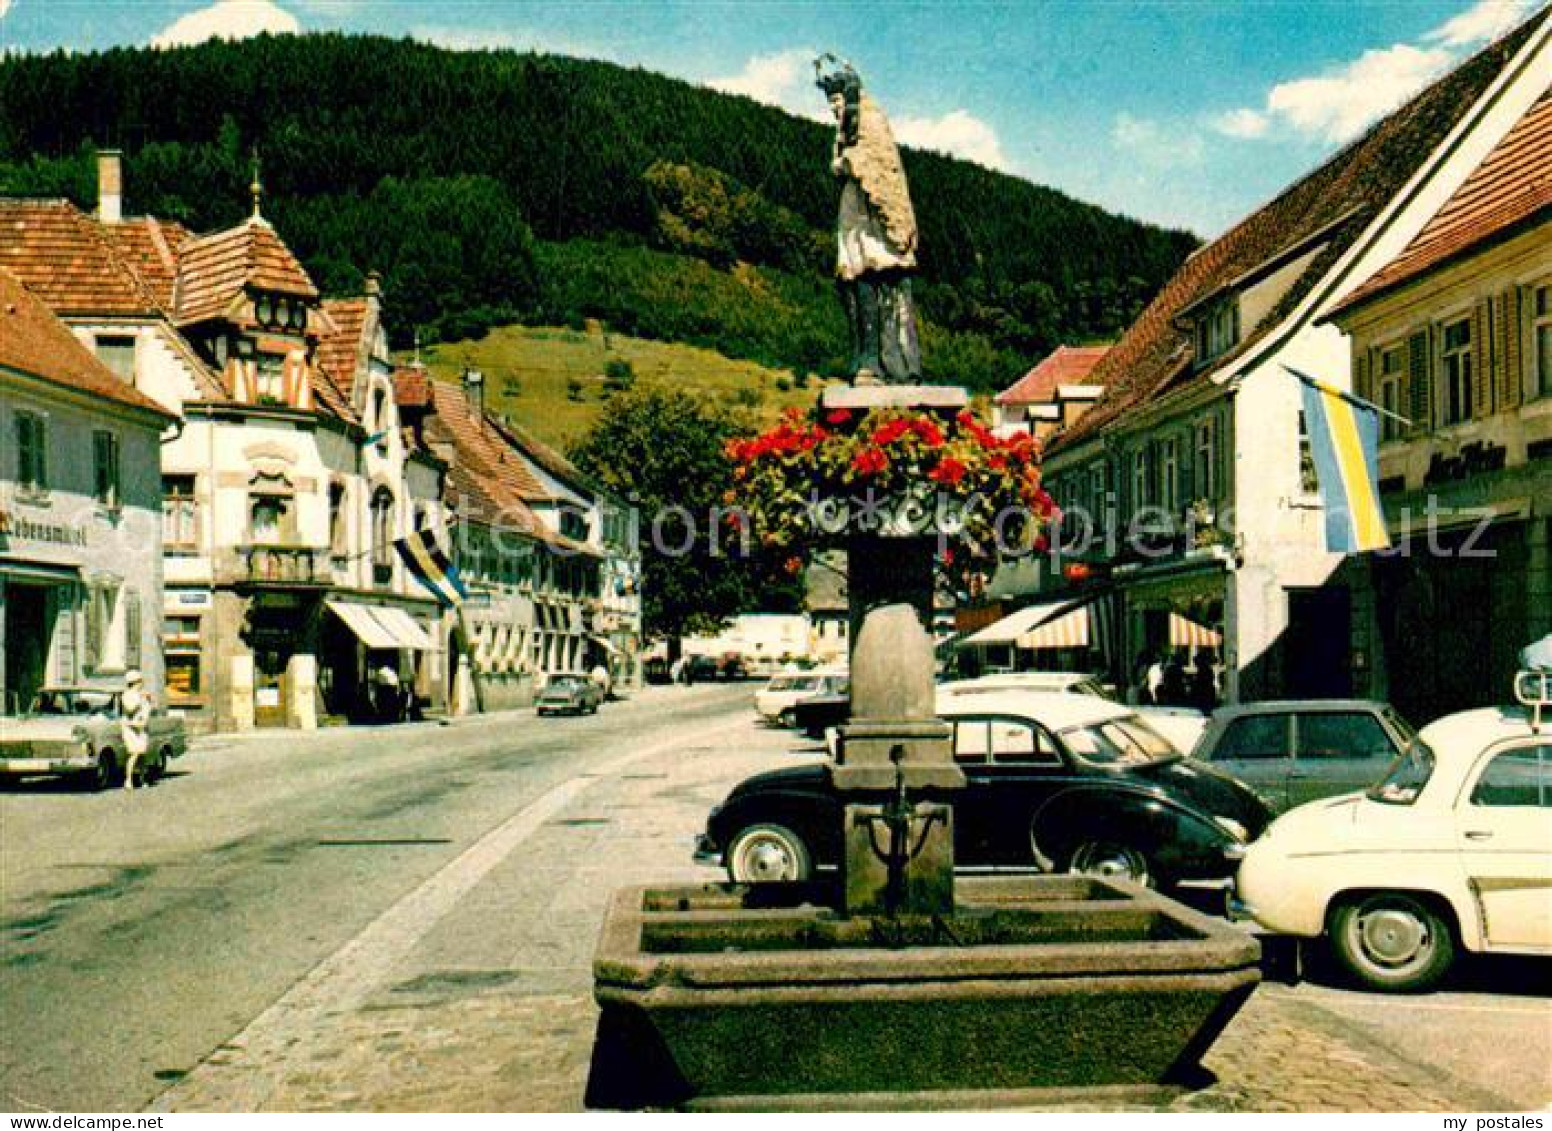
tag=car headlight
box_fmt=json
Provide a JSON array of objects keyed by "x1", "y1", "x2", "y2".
[{"x1": 1213, "y1": 816, "x2": 1249, "y2": 843}]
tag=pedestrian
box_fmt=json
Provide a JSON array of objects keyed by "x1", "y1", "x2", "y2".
[
  {"x1": 1190, "y1": 648, "x2": 1217, "y2": 712},
  {"x1": 669, "y1": 656, "x2": 687, "y2": 686},
  {"x1": 374, "y1": 661, "x2": 401, "y2": 722},
  {"x1": 1144, "y1": 653, "x2": 1166, "y2": 706},
  {"x1": 1161, "y1": 649, "x2": 1188, "y2": 706},
  {"x1": 120, "y1": 669, "x2": 151, "y2": 790},
  {"x1": 590, "y1": 661, "x2": 612, "y2": 700}
]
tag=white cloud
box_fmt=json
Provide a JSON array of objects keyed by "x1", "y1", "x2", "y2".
[
  {"x1": 1264, "y1": 43, "x2": 1454, "y2": 143},
  {"x1": 151, "y1": 0, "x2": 300, "y2": 48},
  {"x1": 1111, "y1": 112, "x2": 1205, "y2": 168},
  {"x1": 0, "y1": 1, "x2": 13, "y2": 21},
  {"x1": 894, "y1": 110, "x2": 1009, "y2": 171},
  {"x1": 708, "y1": 49, "x2": 822, "y2": 120},
  {"x1": 1211, "y1": 107, "x2": 1270, "y2": 140},
  {"x1": 1425, "y1": 0, "x2": 1534, "y2": 48}
]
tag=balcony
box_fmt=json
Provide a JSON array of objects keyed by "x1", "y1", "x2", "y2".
[{"x1": 223, "y1": 545, "x2": 330, "y2": 589}]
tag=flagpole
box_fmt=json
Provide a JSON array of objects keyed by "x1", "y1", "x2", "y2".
[{"x1": 1283, "y1": 364, "x2": 1413, "y2": 429}]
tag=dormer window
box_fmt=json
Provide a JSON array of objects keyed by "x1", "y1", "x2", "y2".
[
  {"x1": 1195, "y1": 300, "x2": 1240, "y2": 366},
  {"x1": 255, "y1": 293, "x2": 274, "y2": 326}
]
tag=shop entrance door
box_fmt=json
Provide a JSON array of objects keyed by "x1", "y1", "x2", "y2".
[
  {"x1": 254, "y1": 647, "x2": 290, "y2": 728},
  {"x1": 1285, "y1": 588, "x2": 1352, "y2": 699},
  {"x1": 3, "y1": 582, "x2": 52, "y2": 715}
]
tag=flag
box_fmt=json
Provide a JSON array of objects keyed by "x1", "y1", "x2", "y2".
[
  {"x1": 394, "y1": 528, "x2": 468, "y2": 607},
  {"x1": 1295, "y1": 372, "x2": 1390, "y2": 553}
]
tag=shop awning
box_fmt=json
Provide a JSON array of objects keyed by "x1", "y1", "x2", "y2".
[
  {"x1": 327, "y1": 600, "x2": 435, "y2": 651},
  {"x1": 1169, "y1": 612, "x2": 1222, "y2": 649},
  {"x1": 959, "y1": 601, "x2": 1088, "y2": 649},
  {"x1": 589, "y1": 634, "x2": 622, "y2": 657}
]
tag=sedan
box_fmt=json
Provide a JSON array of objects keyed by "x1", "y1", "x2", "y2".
[
  {"x1": 535, "y1": 675, "x2": 603, "y2": 716},
  {"x1": 697, "y1": 690, "x2": 1271, "y2": 889}
]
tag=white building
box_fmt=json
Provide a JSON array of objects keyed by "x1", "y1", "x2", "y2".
[{"x1": 0, "y1": 268, "x2": 175, "y2": 714}]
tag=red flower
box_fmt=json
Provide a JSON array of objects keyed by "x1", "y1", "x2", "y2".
[
  {"x1": 912, "y1": 418, "x2": 945, "y2": 448},
  {"x1": 784, "y1": 555, "x2": 804, "y2": 576},
  {"x1": 872, "y1": 418, "x2": 911, "y2": 445},
  {"x1": 851, "y1": 447, "x2": 889, "y2": 476},
  {"x1": 987, "y1": 455, "x2": 1007, "y2": 472},
  {"x1": 928, "y1": 457, "x2": 968, "y2": 486},
  {"x1": 825, "y1": 409, "x2": 853, "y2": 425}
]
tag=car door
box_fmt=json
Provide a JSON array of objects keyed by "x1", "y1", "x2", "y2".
[
  {"x1": 1204, "y1": 713, "x2": 1293, "y2": 811},
  {"x1": 1456, "y1": 741, "x2": 1552, "y2": 953},
  {"x1": 951, "y1": 716, "x2": 1064, "y2": 867},
  {"x1": 1288, "y1": 710, "x2": 1401, "y2": 807}
]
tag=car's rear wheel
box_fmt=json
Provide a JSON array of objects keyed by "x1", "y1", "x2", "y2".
[
  {"x1": 1330, "y1": 892, "x2": 1455, "y2": 992},
  {"x1": 93, "y1": 749, "x2": 118, "y2": 792},
  {"x1": 1067, "y1": 841, "x2": 1153, "y2": 888},
  {"x1": 727, "y1": 824, "x2": 812, "y2": 883}
]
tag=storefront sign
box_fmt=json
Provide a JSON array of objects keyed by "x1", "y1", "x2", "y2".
[
  {"x1": 169, "y1": 589, "x2": 213, "y2": 609},
  {"x1": 0, "y1": 510, "x2": 87, "y2": 547},
  {"x1": 1424, "y1": 440, "x2": 1507, "y2": 486}
]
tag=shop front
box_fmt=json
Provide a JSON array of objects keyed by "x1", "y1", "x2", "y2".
[
  {"x1": 1119, "y1": 556, "x2": 1229, "y2": 710},
  {"x1": 0, "y1": 564, "x2": 79, "y2": 716},
  {"x1": 321, "y1": 597, "x2": 439, "y2": 722}
]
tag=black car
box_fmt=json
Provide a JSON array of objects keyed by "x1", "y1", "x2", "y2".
[
  {"x1": 791, "y1": 690, "x2": 850, "y2": 737},
  {"x1": 1193, "y1": 699, "x2": 1415, "y2": 812},
  {"x1": 697, "y1": 690, "x2": 1271, "y2": 889}
]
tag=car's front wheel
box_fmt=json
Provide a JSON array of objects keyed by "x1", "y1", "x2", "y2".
[
  {"x1": 1067, "y1": 840, "x2": 1153, "y2": 888},
  {"x1": 727, "y1": 824, "x2": 812, "y2": 883},
  {"x1": 777, "y1": 707, "x2": 796, "y2": 728},
  {"x1": 1330, "y1": 892, "x2": 1456, "y2": 992}
]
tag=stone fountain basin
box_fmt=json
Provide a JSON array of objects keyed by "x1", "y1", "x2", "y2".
[{"x1": 587, "y1": 876, "x2": 1259, "y2": 1109}]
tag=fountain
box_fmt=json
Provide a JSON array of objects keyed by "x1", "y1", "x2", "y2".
[{"x1": 585, "y1": 58, "x2": 1258, "y2": 1110}]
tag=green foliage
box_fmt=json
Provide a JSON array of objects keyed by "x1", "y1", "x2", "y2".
[
  {"x1": 570, "y1": 387, "x2": 803, "y2": 637},
  {"x1": 0, "y1": 33, "x2": 1197, "y2": 383},
  {"x1": 603, "y1": 357, "x2": 635, "y2": 391},
  {"x1": 566, "y1": 376, "x2": 585, "y2": 402}
]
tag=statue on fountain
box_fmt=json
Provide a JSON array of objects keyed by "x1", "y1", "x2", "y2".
[{"x1": 815, "y1": 55, "x2": 923, "y2": 385}]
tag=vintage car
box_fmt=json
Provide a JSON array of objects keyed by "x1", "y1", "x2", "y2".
[
  {"x1": 941, "y1": 674, "x2": 1209, "y2": 752},
  {"x1": 1235, "y1": 678, "x2": 1551, "y2": 992},
  {"x1": 1194, "y1": 699, "x2": 1416, "y2": 813},
  {"x1": 535, "y1": 674, "x2": 604, "y2": 716},
  {"x1": 0, "y1": 686, "x2": 187, "y2": 789},
  {"x1": 698, "y1": 690, "x2": 1271, "y2": 889},
  {"x1": 754, "y1": 669, "x2": 847, "y2": 726}
]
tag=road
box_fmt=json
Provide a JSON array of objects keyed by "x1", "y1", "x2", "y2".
[{"x1": 2, "y1": 684, "x2": 1546, "y2": 1112}]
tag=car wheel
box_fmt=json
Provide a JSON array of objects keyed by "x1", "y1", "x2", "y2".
[
  {"x1": 1330, "y1": 893, "x2": 1456, "y2": 992},
  {"x1": 93, "y1": 750, "x2": 118, "y2": 792},
  {"x1": 778, "y1": 708, "x2": 796, "y2": 728},
  {"x1": 146, "y1": 748, "x2": 170, "y2": 784},
  {"x1": 1067, "y1": 841, "x2": 1153, "y2": 888},
  {"x1": 727, "y1": 824, "x2": 812, "y2": 883}
]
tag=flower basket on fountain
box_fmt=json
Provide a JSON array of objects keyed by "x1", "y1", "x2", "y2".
[{"x1": 725, "y1": 405, "x2": 1059, "y2": 585}]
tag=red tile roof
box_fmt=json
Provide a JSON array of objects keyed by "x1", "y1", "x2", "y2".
[
  {"x1": 0, "y1": 199, "x2": 162, "y2": 316},
  {"x1": 394, "y1": 364, "x2": 433, "y2": 408},
  {"x1": 0, "y1": 268, "x2": 174, "y2": 420},
  {"x1": 1052, "y1": 14, "x2": 1544, "y2": 452},
  {"x1": 173, "y1": 216, "x2": 318, "y2": 327},
  {"x1": 102, "y1": 216, "x2": 191, "y2": 310},
  {"x1": 994, "y1": 346, "x2": 1110, "y2": 405},
  {"x1": 1332, "y1": 84, "x2": 1552, "y2": 316}
]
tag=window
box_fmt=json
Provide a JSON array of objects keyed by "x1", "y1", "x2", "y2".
[
  {"x1": 94, "y1": 335, "x2": 137, "y2": 383},
  {"x1": 1160, "y1": 438, "x2": 1179, "y2": 513},
  {"x1": 1470, "y1": 745, "x2": 1549, "y2": 808},
  {"x1": 371, "y1": 488, "x2": 396, "y2": 583},
  {"x1": 953, "y1": 720, "x2": 990, "y2": 764},
  {"x1": 85, "y1": 581, "x2": 122, "y2": 673},
  {"x1": 989, "y1": 719, "x2": 1060, "y2": 766},
  {"x1": 93, "y1": 430, "x2": 120, "y2": 508},
  {"x1": 1132, "y1": 449, "x2": 1150, "y2": 511},
  {"x1": 166, "y1": 653, "x2": 201, "y2": 697},
  {"x1": 256, "y1": 353, "x2": 284, "y2": 402},
  {"x1": 1378, "y1": 346, "x2": 1404, "y2": 442},
  {"x1": 1212, "y1": 715, "x2": 1290, "y2": 761},
  {"x1": 329, "y1": 482, "x2": 348, "y2": 556},
  {"x1": 124, "y1": 590, "x2": 141, "y2": 670},
  {"x1": 1194, "y1": 418, "x2": 1217, "y2": 503},
  {"x1": 1297, "y1": 412, "x2": 1319, "y2": 495},
  {"x1": 15, "y1": 411, "x2": 47, "y2": 492},
  {"x1": 1441, "y1": 318, "x2": 1472, "y2": 424},
  {"x1": 1088, "y1": 464, "x2": 1106, "y2": 530},
  {"x1": 1534, "y1": 284, "x2": 1552, "y2": 400},
  {"x1": 1196, "y1": 301, "x2": 1240, "y2": 365},
  {"x1": 163, "y1": 475, "x2": 199, "y2": 549},
  {"x1": 249, "y1": 494, "x2": 288, "y2": 545},
  {"x1": 1295, "y1": 712, "x2": 1394, "y2": 761}
]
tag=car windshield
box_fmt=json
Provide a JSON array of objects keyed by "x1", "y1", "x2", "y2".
[
  {"x1": 1072, "y1": 679, "x2": 1115, "y2": 701},
  {"x1": 31, "y1": 690, "x2": 116, "y2": 716},
  {"x1": 1060, "y1": 716, "x2": 1179, "y2": 766},
  {"x1": 1366, "y1": 740, "x2": 1435, "y2": 804},
  {"x1": 547, "y1": 679, "x2": 584, "y2": 692},
  {"x1": 1382, "y1": 705, "x2": 1418, "y2": 745}
]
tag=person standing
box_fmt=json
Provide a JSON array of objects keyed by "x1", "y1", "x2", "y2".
[
  {"x1": 120, "y1": 669, "x2": 151, "y2": 790},
  {"x1": 374, "y1": 661, "x2": 402, "y2": 722}
]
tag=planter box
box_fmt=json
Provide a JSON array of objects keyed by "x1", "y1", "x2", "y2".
[{"x1": 588, "y1": 876, "x2": 1259, "y2": 1109}]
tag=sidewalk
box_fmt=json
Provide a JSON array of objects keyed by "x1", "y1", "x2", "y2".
[{"x1": 160, "y1": 710, "x2": 1517, "y2": 1113}]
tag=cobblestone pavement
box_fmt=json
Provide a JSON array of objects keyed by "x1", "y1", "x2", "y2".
[{"x1": 153, "y1": 704, "x2": 1542, "y2": 1113}]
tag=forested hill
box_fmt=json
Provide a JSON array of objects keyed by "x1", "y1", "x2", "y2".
[{"x1": 0, "y1": 34, "x2": 1199, "y2": 391}]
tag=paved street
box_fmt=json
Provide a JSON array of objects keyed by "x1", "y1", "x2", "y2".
[{"x1": 2, "y1": 686, "x2": 1547, "y2": 1113}]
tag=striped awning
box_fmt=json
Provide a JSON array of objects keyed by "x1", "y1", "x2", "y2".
[
  {"x1": 327, "y1": 600, "x2": 435, "y2": 651},
  {"x1": 960, "y1": 601, "x2": 1089, "y2": 650},
  {"x1": 1169, "y1": 612, "x2": 1222, "y2": 648}
]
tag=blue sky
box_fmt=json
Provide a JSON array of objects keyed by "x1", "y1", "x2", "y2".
[{"x1": 0, "y1": 0, "x2": 1540, "y2": 236}]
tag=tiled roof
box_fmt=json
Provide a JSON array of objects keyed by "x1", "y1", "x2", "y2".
[
  {"x1": 102, "y1": 217, "x2": 191, "y2": 310},
  {"x1": 393, "y1": 364, "x2": 433, "y2": 408},
  {"x1": 994, "y1": 346, "x2": 1109, "y2": 405},
  {"x1": 1052, "y1": 14, "x2": 1544, "y2": 452},
  {"x1": 317, "y1": 297, "x2": 368, "y2": 402},
  {"x1": 0, "y1": 268, "x2": 174, "y2": 420},
  {"x1": 429, "y1": 379, "x2": 550, "y2": 521},
  {"x1": 0, "y1": 198, "x2": 162, "y2": 316},
  {"x1": 173, "y1": 216, "x2": 318, "y2": 327},
  {"x1": 1331, "y1": 85, "x2": 1552, "y2": 316},
  {"x1": 490, "y1": 417, "x2": 597, "y2": 500}
]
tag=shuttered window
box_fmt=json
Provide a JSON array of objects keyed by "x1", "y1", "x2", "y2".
[
  {"x1": 1442, "y1": 318, "x2": 1473, "y2": 425},
  {"x1": 15, "y1": 411, "x2": 47, "y2": 491},
  {"x1": 93, "y1": 430, "x2": 120, "y2": 508},
  {"x1": 1534, "y1": 283, "x2": 1552, "y2": 400},
  {"x1": 1406, "y1": 329, "x2": 1433, "y2": 435},
  {"x1": 1378, "y1": 346, "x2": 1404, "y2": 442}
]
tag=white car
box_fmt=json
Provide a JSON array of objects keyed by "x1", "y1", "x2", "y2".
[
  {"x1": 940, "y1": 673, "x2": 1208, "y2": 754},
  {"x1": 754, "y1": 669, "x2": 847, "y2": 726},
  {"x1": 1236, "y1": 682, "x2": 1551, "y2": 992}
]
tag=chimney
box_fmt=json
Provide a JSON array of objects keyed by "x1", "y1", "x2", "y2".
[{"x1": 97, "y1": 149, "x2": 123, "y2": 224}]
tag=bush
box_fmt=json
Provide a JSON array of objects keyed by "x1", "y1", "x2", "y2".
[
  {"x1": 603, "y1": 357, "x2": 636, "y2": 392},
  {"x1": 567, "y1": 377, "x2": 585, "y2": 402}
]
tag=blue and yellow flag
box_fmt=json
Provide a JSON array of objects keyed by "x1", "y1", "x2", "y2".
[
  {"x1": 394, "y1": 528, "x2": 469, "y2": 607},
  {"x1": 1292, "y1": 368, "x2": 1390, "y2": 554}
]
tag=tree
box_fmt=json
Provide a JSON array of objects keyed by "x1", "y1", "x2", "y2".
[{"x1": 570, "y1": 387, "x2": 802, "y2": 649}]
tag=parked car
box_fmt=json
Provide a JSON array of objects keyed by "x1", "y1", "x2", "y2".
[
  {"x1": 1195, "y1": 700, "x2": 1414, "y2": 813},
  {"x1": 940, "y1": 673, "x2": 1208, "y2": 753},
  {"x1": 1236, "y1": 686, "x2": 1551, "y2": 992},
  {"x1": 754, "y1": 669, "x2": 847, "y2": 726},
  {"x1": 0, "y1": 686, "x2": 187, "y2": 789},
  {"x1": 643, "y1": 657, "x2": 673, "y2": 685},
  {"x1": 535, "y1": 674, "x2": 603, "y2": 716},
  {"x1": 791, "y1": 690, "x2": 851, "y2": 738},
  {"x1": 698, "y1": 690, "x2": 1271, "y2": 888}
]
